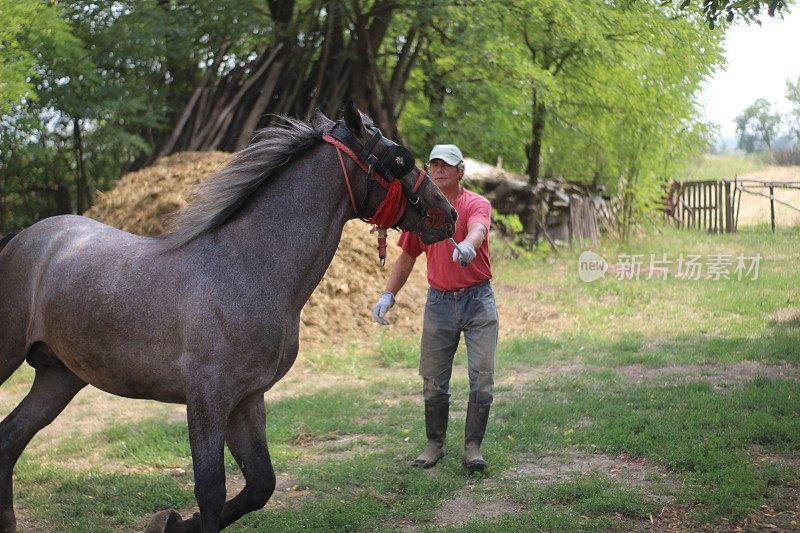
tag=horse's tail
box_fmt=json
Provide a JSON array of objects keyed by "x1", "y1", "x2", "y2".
[{"x1": 0, "y1": 232, "x2": 20, "y2": 254}]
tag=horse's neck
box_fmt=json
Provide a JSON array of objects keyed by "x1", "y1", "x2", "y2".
[{"x1": 209, "y1": 144, "x2": 356, "y2": 311}]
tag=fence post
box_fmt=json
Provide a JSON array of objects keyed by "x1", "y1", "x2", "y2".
[
  {"x1": 712, "y1": 181, "x2": 717, "y2": 233},
  {"x1": 700, "y1": 182, "x2": 705, "y2": 231},
  {"x1": 724, "y1": 180, "x2": 732, "y2": 233},
  {"x1": 770, "y1": 185, "x2": 776, "y2": 233}
]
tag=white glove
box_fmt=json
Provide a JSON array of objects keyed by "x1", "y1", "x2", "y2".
[
  {"x1": 372, "y1": 291, "x2": 395, "y2": 325},
  {"x1": 452, "y1": 241, "x2": 476, "y2": 265}
]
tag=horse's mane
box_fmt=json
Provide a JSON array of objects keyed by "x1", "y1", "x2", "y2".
[{"x1": 160, "y1": 117, "x2": 325, "y2": 250}]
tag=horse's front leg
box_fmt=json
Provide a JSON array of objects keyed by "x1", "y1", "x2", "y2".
[
  {"x1": 146, "y1": 387, "x2": 230, "y2": 533},
  {"x1": 186, "y1": 391, "x2": 229, "y2": 533},
  {"x1": 219, "y1": 394, "x2": 275, "y2": 526},
  {"x1": 152, "y1": 394, "x2": 275, "y2": 533}
]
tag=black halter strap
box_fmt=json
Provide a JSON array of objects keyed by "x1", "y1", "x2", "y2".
[{"x1": 326, "y1": 122, "x2": 429, "y2": 219}]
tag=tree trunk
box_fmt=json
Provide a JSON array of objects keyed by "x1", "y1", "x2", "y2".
[
  {"x1": 55, "y1": 181, "x2": 72, "y2": 215},
  {"x1": 0, "y1": 160, "x2": 6, "y2": 231},
  {"x1": 73, "y1": 118, "x2": 87, "y2": 214},
  {"x1": 235, "y1": 57, "x2": 287, "y2": 150},
  {"x1": 159, "y1": 40, "x2": 231, "y2": 157},
  {"x1": 196, "y1": 44, "x2": 282, "y2": 150},
  {"x1": 150, "y1": 0, "x2": 416, "y2": 158},
  {"x1": 526, "y1": 93, "x2": 546, "y2": 186}
]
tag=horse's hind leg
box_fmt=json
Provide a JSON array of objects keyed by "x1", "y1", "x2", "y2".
[
  {"x1": 0, "y1": 333, "x2": 27, "y2": 388},
  {"x1": 0, "y1": 353, "x2": 86, "y2": 532},
  {"x1": 0, "y1": 354, "x2": 25, "y2": 389}
]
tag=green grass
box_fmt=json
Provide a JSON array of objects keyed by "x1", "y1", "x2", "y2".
[
  {"x1": 681, "y1": 153, "x2": 770, "y2": 181},
  {"x1": 5, "y1": 223, "x2": 800, "y2": 531},
  {"x1": 372, "y1": 334, "x2": 419, "y2": 368},
  {"x1": 14, "y1": 462, "x2": 194, "y2": 533}
]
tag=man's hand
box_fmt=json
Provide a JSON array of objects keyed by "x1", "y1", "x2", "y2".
[
  {"x1": 452, "y1": 241, "x2": 476, "y2": 265},
  {"x1": 372, "y1": 291, "x2": 395, "y2": 325}
]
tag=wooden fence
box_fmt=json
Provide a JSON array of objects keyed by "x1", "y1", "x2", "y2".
[
  {"x1": 666, "y1": 178, "x2": 800, "y2": 233},
  {"x1": 666, "y1": 180, "x2": 736, "y2": 233},
  {"x1": 734, "y1": 179, "x2": 800, "y2": 233}
]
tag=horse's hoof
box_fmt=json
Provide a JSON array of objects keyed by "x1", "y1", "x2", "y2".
[
  {"x1": 144, "y1": 509, "x2": 182, "y2": 533},
  {"x1": 0, "y1": 511, "x2": 18, "y2": 533}
]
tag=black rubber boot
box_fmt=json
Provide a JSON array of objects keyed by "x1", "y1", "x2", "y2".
[
  {"x1": 462, "y1": 402, "x2": 490, "y2": 472},
  {"x1": 412, "y1": 401, "x2": 449, "y2": 468}
]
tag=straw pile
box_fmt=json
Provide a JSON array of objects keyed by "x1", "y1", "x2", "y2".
[{"x1": 85, "y1": 151, "x2": 429, "y2": 346}]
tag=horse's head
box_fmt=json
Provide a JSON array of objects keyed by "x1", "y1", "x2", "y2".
[{"x1": 319, "y1": 102, "x2": 456, "y2": 244}]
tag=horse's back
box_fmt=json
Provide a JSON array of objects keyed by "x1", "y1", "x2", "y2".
[
  {"x1": 0, "y1": 214, "x2": 151, "y2": 296},
  {"x1": 0, "y1": 215, "x2": 162, "y2": 350},
  {"x1": 0, "y1": 215, "x2": 199, "y2": 399},
  {"x1": 0, "y1": 214, "x2": 298, "y2": 402},
  {"x1": 1, "y1": 215, "x2": 142, "y2": 259}
]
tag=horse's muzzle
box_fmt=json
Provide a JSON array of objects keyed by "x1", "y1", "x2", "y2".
[{"x1": 416, "y1": 207, "x2": 456, "y2": 243}]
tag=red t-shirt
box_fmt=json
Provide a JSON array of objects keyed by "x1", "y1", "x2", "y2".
[{"x1": 398, "y1": 188, "x2": 492, "y2": 291}]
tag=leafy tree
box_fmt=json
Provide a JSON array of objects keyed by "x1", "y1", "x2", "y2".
[
  {"x1": 403, "y1": 0, "x2": 723, "y2": 239},
  {"x1": 0, "y1": 0, "x2": 90, "y2": 228},
  {"x1": 0, "y1": 0, "x2": 265, "y2": 229},
  {"x1": 786, "y1": 77, "x2": 800, "y2": 144},
  {"x1": 667, "y1": 0, "x2": 790, "y2": 26},
  {"x1": 735, "y1": 98, "x2": 782, "y2": 152},
  {"x1": 0, "y1": 0, "x2": 757, "y2": 236},
  {"x1": 0, "y1": 1, "x2": 82, "y2": 114}
]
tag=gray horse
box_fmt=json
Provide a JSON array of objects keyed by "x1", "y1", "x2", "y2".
[{"x1": 0, "y1": 103, "x2": 456, "y2": 533}]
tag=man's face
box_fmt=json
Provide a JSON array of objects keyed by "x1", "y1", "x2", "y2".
[{"x1": 428, "y1": 159, "x2": 462, "y2": 192}]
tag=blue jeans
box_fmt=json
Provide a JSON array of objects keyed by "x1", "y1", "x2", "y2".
[{"x1": 419, "y1": 282, "x2": 499, "y2": 406}]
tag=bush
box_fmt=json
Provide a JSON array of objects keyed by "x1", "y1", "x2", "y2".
[{"x1": 770, "y1": 146, "x2": 800, "y2": 166}]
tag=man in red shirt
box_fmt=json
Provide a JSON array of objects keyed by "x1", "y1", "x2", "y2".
[{"x1": 372, "y1": 144, "x2": 499, "y2": 472}]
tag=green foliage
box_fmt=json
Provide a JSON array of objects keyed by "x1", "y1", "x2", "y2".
[
  {"x1": 401, "y1": 0, "x2": 723, "y2": 239},
  {"x1": 490, "y1": 209, "x2": 535, "y2": 259},
  {"x1": 786, "y1": 76, "x2": 800, "y2": 144},
  {"x1": 0, "y1": 0, "x2": 731, "y2": 236},
  {"x1": 492, "y1": 209, "x2": 524, "y2": 235},
  {"x1": 735, "y1": 98, "x2": 783, "y2": 152},
  {"x1": 0, "y1": 0, "x2": 269, "y2": 231},
  {"x1": 0, "y1": 0, "x2": 82, "y2": 114},
  {"x1": 667, "y1": 0, "x2": 790, "y2": 26}
]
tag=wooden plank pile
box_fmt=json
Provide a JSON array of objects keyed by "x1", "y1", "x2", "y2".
[{"x1": 462, "y1": 158, "x2": 610, "y2": 248}]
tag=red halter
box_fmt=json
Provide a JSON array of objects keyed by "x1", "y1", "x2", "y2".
[
  {"x1": 322, "y1": 134, "x2": 427, "y2": 229},
  {"x1": 322, "y1": 133, "x2": 428, "y2": 266}
]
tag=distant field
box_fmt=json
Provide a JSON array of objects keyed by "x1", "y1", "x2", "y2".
[
  {"x1": 681, "y1": 153, "x2": 770, "y2": 182},
  {"x1": 681, "y1": 154, "x2": 800, "y2": 226}
]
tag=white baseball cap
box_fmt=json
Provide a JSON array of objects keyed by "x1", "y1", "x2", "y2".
[{"x1": 427, "y1": 144, "x2": 463, "y2": 165}]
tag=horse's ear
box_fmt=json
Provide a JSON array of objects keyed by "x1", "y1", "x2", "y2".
[
  {"x1": 313, "y1": 109, "x2": 333, "y2": 129},
  {"x1": 343, "y1": 100, "x2": 366, "y2": 138}
]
